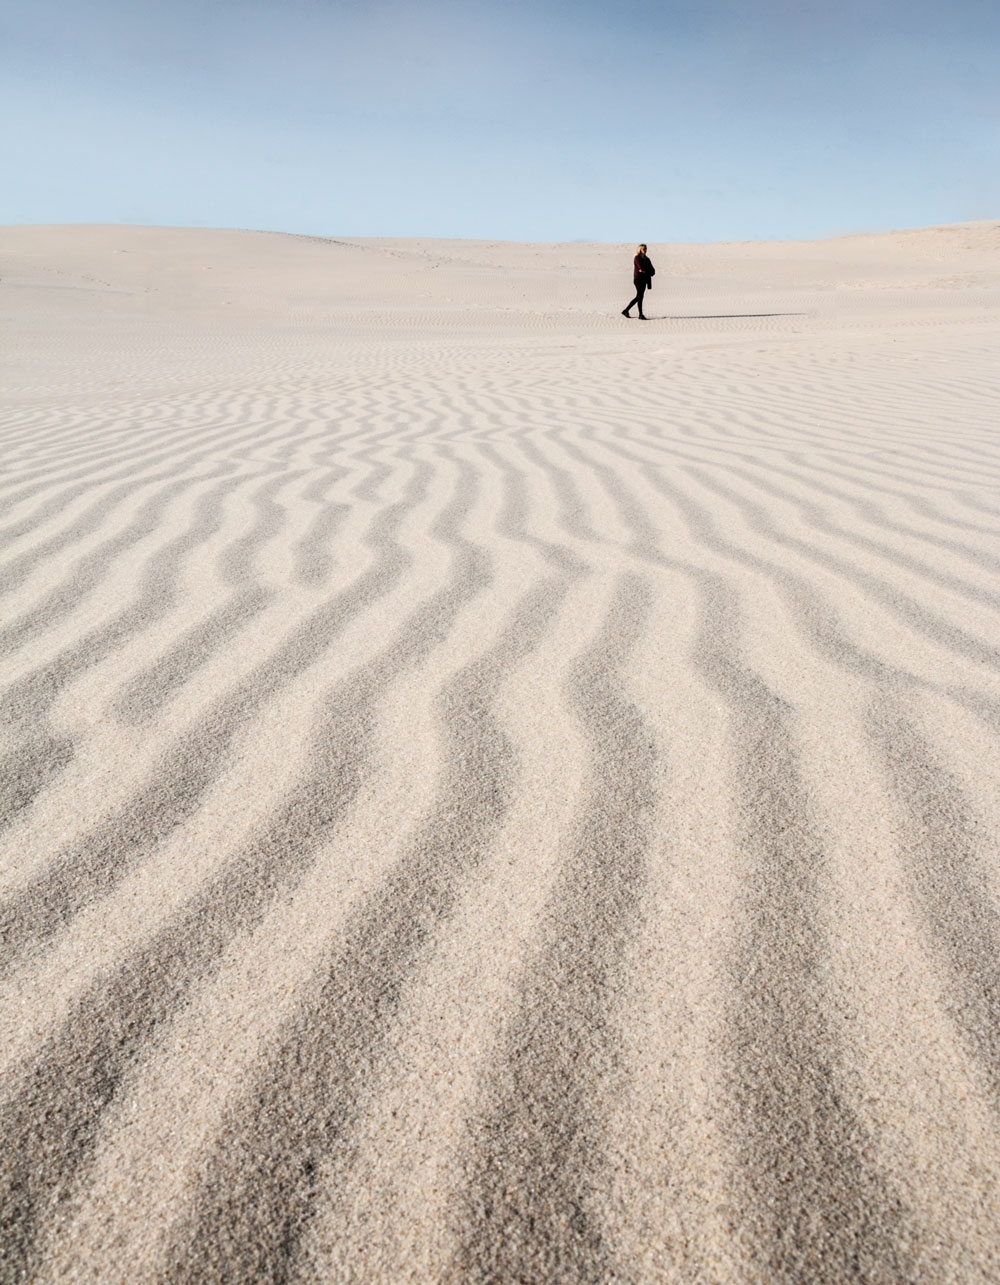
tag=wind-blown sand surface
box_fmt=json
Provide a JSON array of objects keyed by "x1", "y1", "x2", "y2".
[{"x1": 1, "y1": 221, "x2": 999, "y2": 1283}]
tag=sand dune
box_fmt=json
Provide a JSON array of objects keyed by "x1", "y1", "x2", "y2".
[{"x1": 1, "y1": 221, "x2": 1000, "y2": 1282}]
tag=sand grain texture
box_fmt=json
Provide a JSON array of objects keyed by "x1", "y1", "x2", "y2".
[{"x1": 2, "y1": 222, "x2": 1000, "y2": 1283}]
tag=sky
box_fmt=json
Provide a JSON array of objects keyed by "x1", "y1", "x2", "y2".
[{"x1": 1, "y1": 0, "x2": 997, "y2": 242}]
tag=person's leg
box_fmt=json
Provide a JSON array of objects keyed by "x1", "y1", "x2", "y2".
[
  {"x1": 637, "y1": 280, "x2": 647, "y2": 318},
  {"x1": 622, "y1": 288, "x2": 640, "y2": 317}
]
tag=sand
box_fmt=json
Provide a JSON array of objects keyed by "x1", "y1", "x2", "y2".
[{"x1": 1, "y1": 220, "x2": 999, "y2": 1283}]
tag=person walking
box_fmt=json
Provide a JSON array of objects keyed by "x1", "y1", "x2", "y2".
[{"x1": 622, "y1": 243, "x2": 655, "y2": 319}]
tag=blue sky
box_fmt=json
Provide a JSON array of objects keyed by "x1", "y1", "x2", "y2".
[{"x1": 1, "y1": 0, "x2": 997, "y2": 241}]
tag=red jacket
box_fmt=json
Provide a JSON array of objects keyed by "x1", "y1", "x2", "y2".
[{"x1": 634, "y1": 253, "x2": 655, "y2": 284}]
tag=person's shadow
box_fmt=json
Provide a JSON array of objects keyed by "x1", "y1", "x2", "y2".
[{"x1": 652, "y1": 311, "x2": 808, "y2": 319}]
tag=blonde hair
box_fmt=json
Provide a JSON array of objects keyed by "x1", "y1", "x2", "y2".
[{"x1": 636, "y1": 243, "x2": 647, "y2": 255}]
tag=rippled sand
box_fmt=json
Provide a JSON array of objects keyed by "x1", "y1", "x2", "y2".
[{"x1": 2, "y1": 222, "x2": 1000, "y2": 1282}]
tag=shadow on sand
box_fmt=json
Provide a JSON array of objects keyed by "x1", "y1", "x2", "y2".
[{"x1": 650, "y1": 312, "x2": 809, "y2": 320}]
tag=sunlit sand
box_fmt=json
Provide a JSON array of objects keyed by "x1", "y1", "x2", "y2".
[{"x1": 2, "y1": 221, "x2": 999, "y2": 1282}]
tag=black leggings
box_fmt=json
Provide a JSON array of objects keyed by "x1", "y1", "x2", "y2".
[{"x1": 625, "y1": 280, "x2": 647, "y2": 315}]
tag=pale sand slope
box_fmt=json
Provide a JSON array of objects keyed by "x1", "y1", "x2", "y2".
[{"x1": 1, "y1": 221, "x2": 999, "y2": 1284}]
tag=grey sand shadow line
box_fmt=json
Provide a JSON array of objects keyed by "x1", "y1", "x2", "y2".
[
  {"x1": 552, "y1": 434, "x2": 915, "y2": 1278},
  {"x1": 0, "y1": 454, "x2": 462, "y2": 1276},
  {"x1": 650, "y1": 311, "x2": 809, "y2": 319},
  {"x1": 161, "y1": 584, "x2": 567, "y2": 1281},
  {"x1": 457, "y1": 573, "x2": 656, "y2": 1282},
  {"x1": 0, "y1": 458, "x2": 434, "y2": 965}
]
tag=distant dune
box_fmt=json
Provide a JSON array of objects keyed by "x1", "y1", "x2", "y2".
[{"x1": 1, "y1": 222, "x2": 999, "y2": 1282}]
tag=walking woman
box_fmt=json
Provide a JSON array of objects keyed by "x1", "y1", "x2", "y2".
[{"x1": 622, "y1": 243, "x2": 655, "y2": 319}]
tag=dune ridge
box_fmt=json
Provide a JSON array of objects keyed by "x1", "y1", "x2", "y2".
[{"x1": 1, "y1": 222, "x2": 1000, "y2": 1282}]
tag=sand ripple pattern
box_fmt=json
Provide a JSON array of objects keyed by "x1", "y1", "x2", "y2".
[{"x1": 2, "y1": 226, "x2": 1000, "y2": 1283}]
